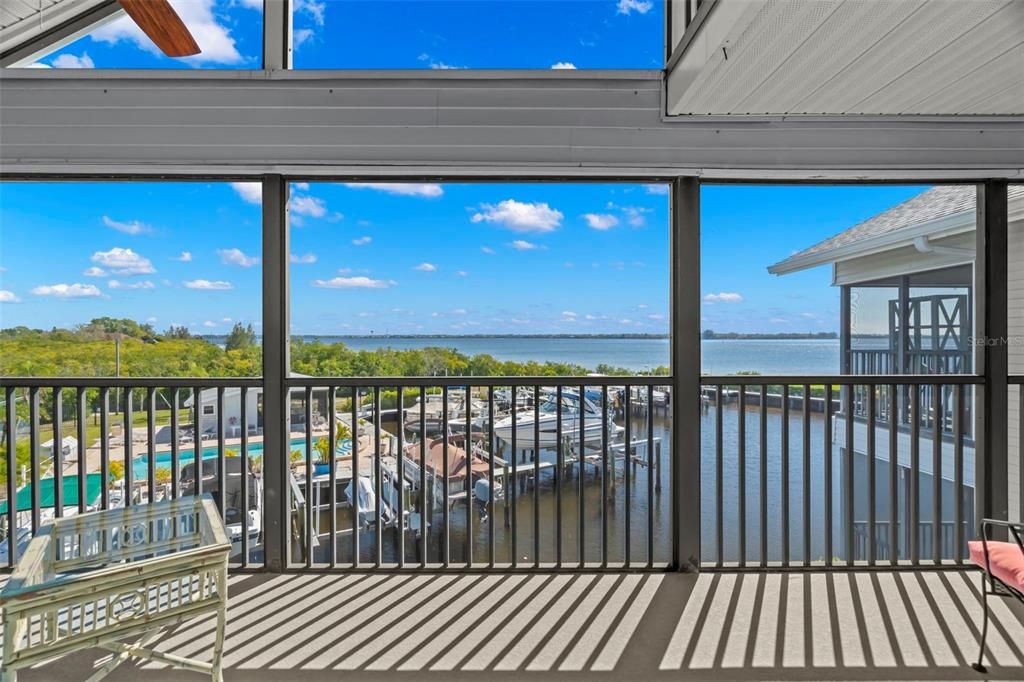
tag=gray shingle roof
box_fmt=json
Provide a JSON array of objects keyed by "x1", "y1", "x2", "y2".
[{"x1": 770, "y1": 185, "x2": 1024, "y2": 273}]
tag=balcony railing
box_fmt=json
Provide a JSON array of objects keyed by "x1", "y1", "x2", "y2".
[
  {"x1": 0, "y1": 376, "x2": 672, "y2": 573},
  {"x1": 1, "y1": 378, "x2": 264, "y2": 571},
  {"x1": 4, "y1": 372, "x2": 1015, "y2": 573},
  {"x1": 699, "y1": 374, "x2": 980, "y2": 568}
]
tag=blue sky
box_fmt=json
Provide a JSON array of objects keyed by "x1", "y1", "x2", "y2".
[
  {"x1": 31, "y1": 0, "x2": 663, "y2": 70},
  {"x1": 0, "y1": 181, "x2": 928, "y2": 336}
]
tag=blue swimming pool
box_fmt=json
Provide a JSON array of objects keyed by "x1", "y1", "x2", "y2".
[{"x1": 131, "y1": 438, "x2": 352, "y2": 481}]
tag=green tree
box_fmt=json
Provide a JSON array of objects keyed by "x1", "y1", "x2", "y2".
[{"x1": 225, "y1": 322, "x2": 257, "y2": 351}]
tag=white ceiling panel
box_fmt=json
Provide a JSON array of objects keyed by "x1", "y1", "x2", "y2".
[{"x1": 668, "y1": 0, "x2": 1024, "y2": 115}]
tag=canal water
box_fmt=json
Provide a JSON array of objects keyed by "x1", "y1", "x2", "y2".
[{"x1": 293, "y1": 399, "x2": 846, "y2": 567}]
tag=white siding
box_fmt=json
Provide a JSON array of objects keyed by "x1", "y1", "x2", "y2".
[{"x1": 1, "y1": 71, "x2": 1022, "y2": 176}]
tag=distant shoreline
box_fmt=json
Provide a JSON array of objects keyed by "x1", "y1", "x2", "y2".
[{"x1": 198, "y1": 332, "x2": 838, "y2": 341}]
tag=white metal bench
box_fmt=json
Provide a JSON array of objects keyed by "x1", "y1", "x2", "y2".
[{"x1": 1, "y1": 495, "x2": 230, "y2": 682}]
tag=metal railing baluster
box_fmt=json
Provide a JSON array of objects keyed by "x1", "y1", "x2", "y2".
[
  {"x1": 646, "y1": 384, "x2": 654, "y2": 569},
  {"x1": 889, "y1": 383, "x2": 898, "y2": 565},
  {"x1": 397, "y1": 386, "x2": 404, "y2": 568},
  {"x1": 305, "y1": 386, "x2": 313, "y2": 569},
  {"x1": 932, "y1": 383, "x2": 942, "y2": 564},
  {"x1": 123, "y1": 388, "x2": 135, "y2": 509},
  {"x1": 148, "y1": 387, "x2": 157, "y2": 506},
  {"x1": 602, "y1": 385, "x2": 609, "y2": 569},
  {"x1": 353, "y1": 387, "x2": 360, "y2": 568},
  {"x1": 217, "y1": 386, "x2": 226, "y2": 515},
  {"x1": 759, "y1": 384, "x2": 767, "y2": 567},
  {"x1": 954, "y1": 384, "x2": 964, "y2": 563},
  {"x1": 556, "y1": 385, "x2": 563, "y2": 568},
  {"x1": 782, "y1": 385, "x2": 790, "y2": 567},
  {"x1": 192, "y1": 387, "x2": 202, "y2": 498},
  {"x1": 714, "y1": 384, "x2": 722, "y2": 567},
  {"x1": 488, "y1": 386, "x2": 495, "y2": 568},
  {"x1": 419, "y1": 387, "x2": 426, "y2": 568},
  {"x1": 625, "y1": 386, "x2": 632, "y2": 568},
  {"x1": 511, "y1": 386, "x2": 518, "y2": 569},
  {"x1": 910, "y1": 384, "x2": 920, "y2": 565},
  {"x1": 738, "y1": 384, "x2": 746, "y2": 566},
  {"x1": 440, "y1": 386, "x2": 448, "y2": 569},
  {"x1": 540, "y1": 382, "x2": 548, "y2": 569},
  {"x1": 29, "y1": 387, "x2": 39, "y2": 531},
  {"x1": 52, "y1": 388, "x2": 63, "y2": 518},
  {"x1": 170, "y1": 389, "x2": 179, "y2": 500},
  {"x1": 867, "y1": 385, "x2": 876, "y2": 565},
  {"x1": 802, "y1": 383, "x2": 811, "y2": 567},
  {"x1": 844, "y1": 385, "x2": 854, "y2": 566},
  {"x1": 241, "y1": 386, "x2": 249, "y2": 567},
  {"x1": 4, "y1": 386, "x2": 16, "y2": 568},
  {"x1": 76, "y1": 388, "x2": 87, "y2": 516},
  {"x1": 824, "y1": 384, "x2": 832, "y2": 566},
  {"x1": 100, "y1": 387, "x2": 109, "y2": 510},
  {"x1": 374, "y1": 386, "x2": 383, "y2": 568},
  {"x1": 465, "y1": 387, "x2": 472, "y2": 567}
]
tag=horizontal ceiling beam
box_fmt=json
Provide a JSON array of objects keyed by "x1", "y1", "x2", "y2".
[{"x1": 1, "y1": 70, "x2": 1022, "y2": 178}]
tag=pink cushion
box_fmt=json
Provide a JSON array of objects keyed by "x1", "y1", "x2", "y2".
[{"x1": 969, "y1": 540, "x2": 1024, "y2": 591}]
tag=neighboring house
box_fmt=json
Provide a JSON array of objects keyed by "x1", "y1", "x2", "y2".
[
  {"x1": 770, "y1": 185, "x2": 1024, "y2": 554},
  {"x1": 184, "y1": 373, "x2": 328, "y2": 437}
]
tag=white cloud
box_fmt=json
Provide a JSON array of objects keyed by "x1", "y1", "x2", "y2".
[
  {"x1": 293, "y1": 182, "x2": 310, "y2": 190},
  {"x1": 472, "y1": 200, "x2": 563, "y2": 233},
  {"x1": 91, "y1": 247, "x2": 155, "y2": 275},
  {"x1": 585, "y1": 314, "x2": 601, "y2": 321},
  {"x1": 551, "y1": 62, "x2": 577, "y2": 69},
  {"x1": 562, "y1": 311, "x2": 578, "y2": 319},
  {"x1": 456, "y1": 270, "x2": 468, "y2": 277},
  {"x1": 430, "y1": 61, "x2": 463, "y2": 70},
  {"x1": 91, "y1": 0, "x2": 246, "y2": 65},
  {"x1": 608, "y1": 202, "x2": 653, "y2": 226},
  {"x1": 31, "y1": 283, "x2": 102, "y2": 298},
  {"x1": 173, "y1": 251, "x2": 192, "y2": 262},
  {"x1": 770, "y1": 317, "x2": 788, "y2": 324},
  {"x1": 582, "y1": 213, "x2": 619, "y2": 230},
  {"x1": 295, "y1": 0, "x2": 325, "y2": 25},
  {"x1": 146, "y1": 316, "x2": 157, "y2": 323},
  {"x1": 108, "y1": 280, "x2": 155, "y2": 290},
  {"x1": 637, "y1": 304, "x2": 649, "y2": 309},
  {"x1": 511, "y1": 240, "x2": 540, "y2": 251},
  {"x1": 83, "y1": 266, "x2": 107, "y2": 277},
  {"x1": 704, "y1": 292, "x2": 744, "y2": 303},
  {"x1": 230, "y1": 182, "x2": 261, "y2": 204},
  {"x1": 617, "y1": 0, "x2": 653, "y2": 15},
  {"x1": 480, "y1": 246, "x2": 496, "y2": 255},
  {"x1": 0, "y1": 290, "x2": 21, "y2": 303},
  {"x1": 217, "y1": 248, "x2": 260, "y2": 267},
  {"x1": 352, "y1": 236, "x2": 372, "y2": 246},
  {"x1": 203, "y1": 320, "x2": 218, "y2": 328},
  {"x1": 50, "y1": 52, "x2": 94, "y2": 69},
  {"x1": 647, "y1": 313, "x2": 665, "y2": 321},
  {"x1": 343, "y1": 183, "x2": 443, "y2": 198},
  {"x1": 645, "y1": 184, "x2": 669, "y2": 195},
  {"x1": 102, "y1": 215, "x2": 152, "y2": 235},
  {"x1": 184, "y1": 279, "x2": 233, "y2": 290},
  {"x1": 289, "y1": 195, "x2": 327, "y2": 218},
  {"x1": 800, "y1": 312, "x2": 817, "y2": 319},
  {"x1": 312, "y1": 276, "x2": 395, "y2": 289},
  {"x1": 290, "y1": 253, "x2": 317, "y2": 264},
  {"x1": 452, "y1": 308, "x2": 467, "y2": 315},
  {"x1": 293, "y1": 28, "x2": 315, "y2": 47},
  {"x1": 414, "y1": 262, "x2": 437, "y2": 272}
]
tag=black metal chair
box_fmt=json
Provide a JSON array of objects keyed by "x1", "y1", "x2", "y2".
[{"x1": 969, "y1": 518, "x2": 1024, "y2": 673}]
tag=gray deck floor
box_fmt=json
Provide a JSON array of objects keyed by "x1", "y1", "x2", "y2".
[{"x1": 8, "y1": 570, "x2": 1024, "y2": 681}]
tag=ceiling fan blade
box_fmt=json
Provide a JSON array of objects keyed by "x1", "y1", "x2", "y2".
[{"x1": 117, "y1": 0, "x2": 200, "y2": 58}]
